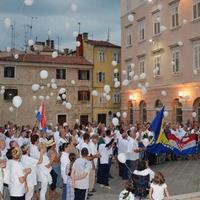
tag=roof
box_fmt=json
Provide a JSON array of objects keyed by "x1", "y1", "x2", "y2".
[
  {"x1": 87, "y1": 40, "x2": 121, "y2": 48},
  {"x1": 0, "y1": 54, "x2": 92, "y2": 66}
]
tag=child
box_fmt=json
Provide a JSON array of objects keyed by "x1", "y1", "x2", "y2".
[
  {"x1": 119, "y1": 182, "x2": 134, "y2": 200},
  {"x1": 149, "y1": 171, "x2": 170, "y2": 200}
]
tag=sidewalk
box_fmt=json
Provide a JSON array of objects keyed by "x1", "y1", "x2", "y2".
[{"x1": 170, "y1": 192, "x2": 200, "y2": 200}]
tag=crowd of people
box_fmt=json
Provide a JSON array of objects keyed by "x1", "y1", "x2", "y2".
[{"x1": 0, "y1": 120, "x2": 199, "y2": 200}]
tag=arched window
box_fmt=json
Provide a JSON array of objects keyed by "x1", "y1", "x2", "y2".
[
  {"x1": 155, "y1": 99, "x2": 163, "y2": 114},
  {"x1": 139, "y1": 100, "x2": 147, "y2": 123},
  {"x1": 193, "y1": 98, "x2": 200, "y2": 123},
  {"x1": 172, "y1": 99, "x2": 182, "y2": 123}
]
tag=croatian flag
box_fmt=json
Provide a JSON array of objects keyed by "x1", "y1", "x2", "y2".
[{"x1": 36, "y1": 102, "x2": 47, "y2": 131}]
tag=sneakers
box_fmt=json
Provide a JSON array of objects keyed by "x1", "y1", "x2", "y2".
[{"x1": 103, "y1": 185, "x2": 112, "y2": 190}]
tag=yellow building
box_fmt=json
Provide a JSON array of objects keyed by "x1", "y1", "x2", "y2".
[{"x1": 76, "y1": 33, "x2": 121, "y2": 124}]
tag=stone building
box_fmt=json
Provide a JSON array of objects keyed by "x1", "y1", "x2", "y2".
[
  {"x1": 0, "y1": 53, "x2": 93, "y2": 127},
  {"x1": 121, "y1": 0, "x2": 200, "y2": 124}
]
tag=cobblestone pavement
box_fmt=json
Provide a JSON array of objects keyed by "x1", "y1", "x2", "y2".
[{"x1": 90, "y1": 159, "x2": 200, "y2": 200}]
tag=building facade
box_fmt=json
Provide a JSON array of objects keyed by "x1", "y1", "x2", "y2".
[
  {"x1": 121, "y1": 0, "x2": 200, "y2": 124},
  {"x1": 0, "y1": 54, "x2": 93, "y2": 127},
  {"x1": 76, "y1": 33, "x2": 121, "y2": 124}
]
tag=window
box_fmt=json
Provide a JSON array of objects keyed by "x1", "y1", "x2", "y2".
[
  {"x1": 172, "y1": 48, "x2": 180, "y2": 73},
  {"x1": 154, "y1": 55, "x2": 161, "y2": 76},
  {"x1": 99, "y1": 93, "x2": 106, "y2": 104},
  {"x1": 57, "y1": 114, "x2": 67, "y2": 126},
  {"x1": 113, "y1": 93, "x2": 120, "y2": 104},
  {"x1": 138, "y1": 20, "x2": 145, "y2": 41},
  {"x1": 193, "y1": 0, "x2": 200, "y2": 20},
  {"x1": 99, "y1": 51, "x2": 105, "y2": 62},
  {"x1": 113, "y1": 72, "x2": 120, "y2": 81},
  {"x1": 139, "y1": 57, "x2": 145, "y2": 74},
  {"x1": 97, "y1": 72, "x2": 105, "y2": 82},
  {"x1": 193, "y1": 41, "x2": 200, "y2": 69},
  {"x1": 171, "y1": 4, "x2": 179, "y2": 28},
  {"x1": 193, "y1": 98, "x2": 200, "y2": 123},
  {"x1": 113, "y1": 52, "x2": 120, "y2": 63},
  {"x1": 126, "y1": 28, "x2": 132, "y2": 47},
  {"x1": 78, "y1": 70, "x2": 90, "y2": 80},
  {"x1": 80, "y1": 115, "x2": 89, "y2": 125},
  {"x1": 56, "y1": 69, "x2": 66, "y2": 80},
  {"x1": 78, "y1": 91, "x2": 90, "y2": 101},
  {"x1": 126, "y1": 64, "x2": 132, "y2": 80},
  {"x1": 4, "y1": 89, "x2": 18, "y2": 101},
  {"x1": 139, "y1": 101, "x2": 147, "y2": 123},
  {"x1": 153, "y1": 15, "x2": 160, "y2": 35},
  {"x1": 173, "y1": 99, "x2": 182, "y2": 123},
  {"x1": 4, "y1": 66, "x2": 15, "y2": 78}
]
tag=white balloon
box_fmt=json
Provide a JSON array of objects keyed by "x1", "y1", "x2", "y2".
[
  {"x1": 71, "y1": 3, "x2": 77, "y2": 12},
  {"x1": 103, "y1": 93, "x2": 107, "y2": 97},
  {"x1": 32, "y1": 96, "x2": 37, "y2": 101},
  {"x1": 38, "y1": 96, "x2": 44, "y2": 100},
  {"x1": 112, "y1": 117, "x2": 119, "y2": 126},
  {"x1": 153, "y1": 68, "x2": 158, "y2": 74},
  {"x1": 164, "y1": 111, "x2": 169, "y2": 117},
  {"x1": 66, "y1": 102, "x2": 72, "y2": 110},
  {"x1": 178, "y1": 41, "x2": 183, "y2": 46},
  {"x1": 122, "y1": 79, "x2": 129, "y2": 86},
  {"x1": 133, "y1": 75, "x2": 139, "y2": 81},
  {"x1": 128, "y1": 14, "x2": 134, "y2": 22},
  {"x1": 62, "y1": 101, "x2": 67, "y2": 105},
  {"x1": 35, "y1": 110, "x2": 38, "y2": 114},
  {"x1": 73, "y1": 31, "x2": 78, "y2": 38},
  {"x1": 59, "y1": 88, "x2": 66, "y2": 94},
  {"x1": 140, "y1": 73, "x2": 146, "y2": 80},
  {"x1": 14, "y1": 54, "x2": 19, "y2": 59},
  {"x1": 0, "y1": 89, "x2": 5, "y2": 95},
  {"x1": 46, "y1": 96, "x2": 50, "y2": 100},
  {"x1": 76, "y1": 41, "x2": 81, "y2": 47},
  {"x1": 47, "y1": 30, "x2": 52, "y2": 36},
  {"x1": 129, "y1": 71, "x2": 135, "y2": 77},
  {"x1": 160, "y1": 25, "x2": 167, "y2": 32},
  {"x1": 157, "y1": 4, "x2": 162, "y2": 10},
  {"x1": 138, "y1": 83, "x2": 142, "y2": 88},
  {"x1": 40, "y1": 86, "x2": 44, "y2": 90},
  {"x1": 145, "y1": 82, "x2": 149, "y2": 88},
  {"x1": 114, "y1": 78, "x2": 118, "y2": 82},
  {"x1": 12, "y1": 96, "x2": 22, "y2": 108},
  {"x1": 114, "y1": 81, "x2": 120, "y2": 88},
  {"x1": 118, "y1": 153, "x2": 127, "y2": 164},
  {"x1": 57, "y1": 96, "x2": 61, "y2": 101},
  {"x1": 24, "y1": 0, "x2": 34, "y2": 6},
  {"x1": 131, "y1": 63, "x2": 135, "y2": 69},
  {"x1": 4, "y1": 18, "x2": 12, "y2": 28},
  {"x1": 141, "y1": 86, "x2": 147, "y2": 95},
  {"x1": 192, "y1": 112, "x2": 197, "y2": 118},
  {"x1": 32, "y1": 84, "x2": 40, "y2": 92},
  {"x1": 122, "y1": 112, "x2": 127, "y2": 118},
  {"x1": 50, "y1": 92, "x2": 54, "y2": 96},
  {"x1": 182, "y1": 19, "x2": 187, "y2": 24},
  {"x1": 114, "y1": 68, "x2": 118, "y2": 73},
  {"x1": 62, "y1": 94, "x2": 67, "y2": 99},
  {"x1": 106, "y1": 95, "x2": 111, "y2": 101},
  {"x1": 40, "y1": 70, "x2": 48, "y2": 79},
  {"x1": 104, "y1": 85, "x2": 111, "y2": 93},
  {"x1": 51, "y1": 78, "x2": 56, "y2": 83},
  {"x1": 47, "y1": 83, "x2": 51, "y2": 88},
  {"x1": 71, "y1": 80, "x2": 75, "y2": 85},
  {"x1": 112, "y1": 60, "x2": 117, "y2": 67},
  {"x1": 92, "y1": 90, "x2": 98, "y2": 97},
  {"x1": 142, "y1": 138, "x2": 150, "y2": 147},
  {"x1": 9, "y1": 106, "x2": 14, "y2": 112},
  {"x1": 122, "y1": 70, "x2": 127, "y2": 75},
  {"x1": 75, "y1": 119, "x2": 79, "y2": 124},
  {"x1": 6, "y1": 47, "x2": 11, "y2": 52},
  {"x1": 28, "y1": 39, "x2": 34, "y2": 46},
  {"x1": 161, "y1": 90, "x2": 167, "y2": 97},
  {"x1": 1, "y1": 86, "x2": 5, "y2": 90},
  {"x1": 65, "y1": 22, "x2": 71, "y2": 30},
  {"x1": 193, "y1": 69, "x2": 198, "y2": 75},
  {"x1": 52, "y1": 51, "x2": 58, "y2": 58},
  {"x1": 51, "y1": 83, "x2": 57, "y2": 89},
  {"x1": 116, "y1": 112, "x2": 121, "y2": 118}
]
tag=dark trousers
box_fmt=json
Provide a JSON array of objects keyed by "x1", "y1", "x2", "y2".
[
  {"x1": 126, "y1": 160, "x2": 138, "y2": 179},
  {"x1": 119, "y1": 162, "x2": 128, "y2": 180},
  {"x1": 97, "y1": 163, "x2": 109, "y2": 186},
  {"x1": 10, "y1": 195, "x2": 25, "y2": 200},
  {"x1": 74, "y1": 188, "x2": 87, "y2": 200},
  {"x1": 50, "y1": 169, "x2": 58, "y2": 190}
]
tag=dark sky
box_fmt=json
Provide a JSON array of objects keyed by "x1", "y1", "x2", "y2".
[{"x1": 0, "y1": 0, "x2": 120, "y2": 51}]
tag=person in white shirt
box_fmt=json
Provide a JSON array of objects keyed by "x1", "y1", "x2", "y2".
[
  {"x1": 88, "y1": 134, "x2": 99, "y2": 193},
  {"x1": 21, "y1": 144, "x2": 44, "y2": 200},
  {"x1": 119, "y1": 182, "x2": 134, "y2": 200},
  {"x1": 126, "y1": 129, "x2": 141, "y2": 179},
  {"x1": 149, "y1": 171, "x2": 170, "y2": 200},
  {"x1": 97, "y1": 138, "x2": 115, "y2": 189},
  {"x1": 9, "y1": 147, "x2": 31, "y2": 200},
  {"x1": 60, "y1": 142, "x2": 71, "y2": 200},
  {"x1": 30, "y1": 135, "x2": 40, "y2": 159},
  {"x1": 72, "y1": 148, "x2": 91, "y2": 200}
]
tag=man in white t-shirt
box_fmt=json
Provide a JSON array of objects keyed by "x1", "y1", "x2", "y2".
[{"x1": 72, "y1": 148, "x2": 91, "y2": 200}]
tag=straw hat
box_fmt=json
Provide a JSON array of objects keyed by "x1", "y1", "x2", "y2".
[{"x1": 45, "y1": 139, "x2": 56, "y2": 147}]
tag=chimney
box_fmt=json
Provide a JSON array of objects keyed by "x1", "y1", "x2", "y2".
[
  {"x1": 51, "y1": 40, "x2": 54, "y2": 50},
  {"x1": 63, "y1": 48, "x2": 69, "y2": 55},
  {"x1": 83, "y1": 32, "x2": 88, "y2": 41},
  {"x1": 46, "y1": 39, "x2": 50, "y2": 47},
  {"x1": 76, "y1": 34, "x2": 83, "y2": 57}
]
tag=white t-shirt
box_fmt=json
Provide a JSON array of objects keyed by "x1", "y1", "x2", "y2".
[
  {"x1": 133, "y1": 168, "x2": 155, "y2": 182},
  {"x1": 99, "y1": 144, "x2": 110, "y2": 164},
  {"x1": 72, "y1": 157, "x2": 91, "y2": 189},
  {"x1": 60, "y1": 152, "x2": 70, "y2": 184},
  {"x1": 119, "y1": 189, "x2": 135, "y2": 200},
  {"x1": 118, "y1": 137, "x2": 128, "y2": 154},
  {"x1": 104, "y1": 136, "x2": 112, "y2": 156},
  {"x1": 126, "y1": 137, "x2": 139, "y2": 161},
  {"x1": 30, "y1": 144, "x2": 40, "y2": 159},
  {"x1": 88, "y1": 141, "x2": 98, "y2": 167},
  {"x1": 151, "y1": 183, "x2": 167, "y2": 200},
  {"x1": 17, "y1": 137, "x2": 29, "y2": 147},
  {"x1": 9, "y1": 160, "x2": 25, "y2": 197},
  {"x1": 21, "y1": 155, "x2": 38, "y2": 187}
]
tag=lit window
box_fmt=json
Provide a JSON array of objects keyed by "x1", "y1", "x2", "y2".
[
  {"x1": 193, "y1": 0, "x2": 200, "y2": 20},
  {"x1": 171, "y1": 48, "x2": 180, "y2": 73},
  {"x1": 171, "y1": 4, "x2": 179, "y2": 28},
  {"x1": 138, "y1": 20, "x2": 145, "y2": 41},
  {"x1": 139, "y1": 57, "x2": 145, "y2": 74},
  {"x1": 154, "y1": 55, "x2": 161, "y2": 76},
  {"x1": 193, "y1": 40, "x2": 200, "y2": 69}
]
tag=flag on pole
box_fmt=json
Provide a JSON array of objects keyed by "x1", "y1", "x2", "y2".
[{"x1": 36, "y1": 102, "x2": 47, "y2": 131}]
